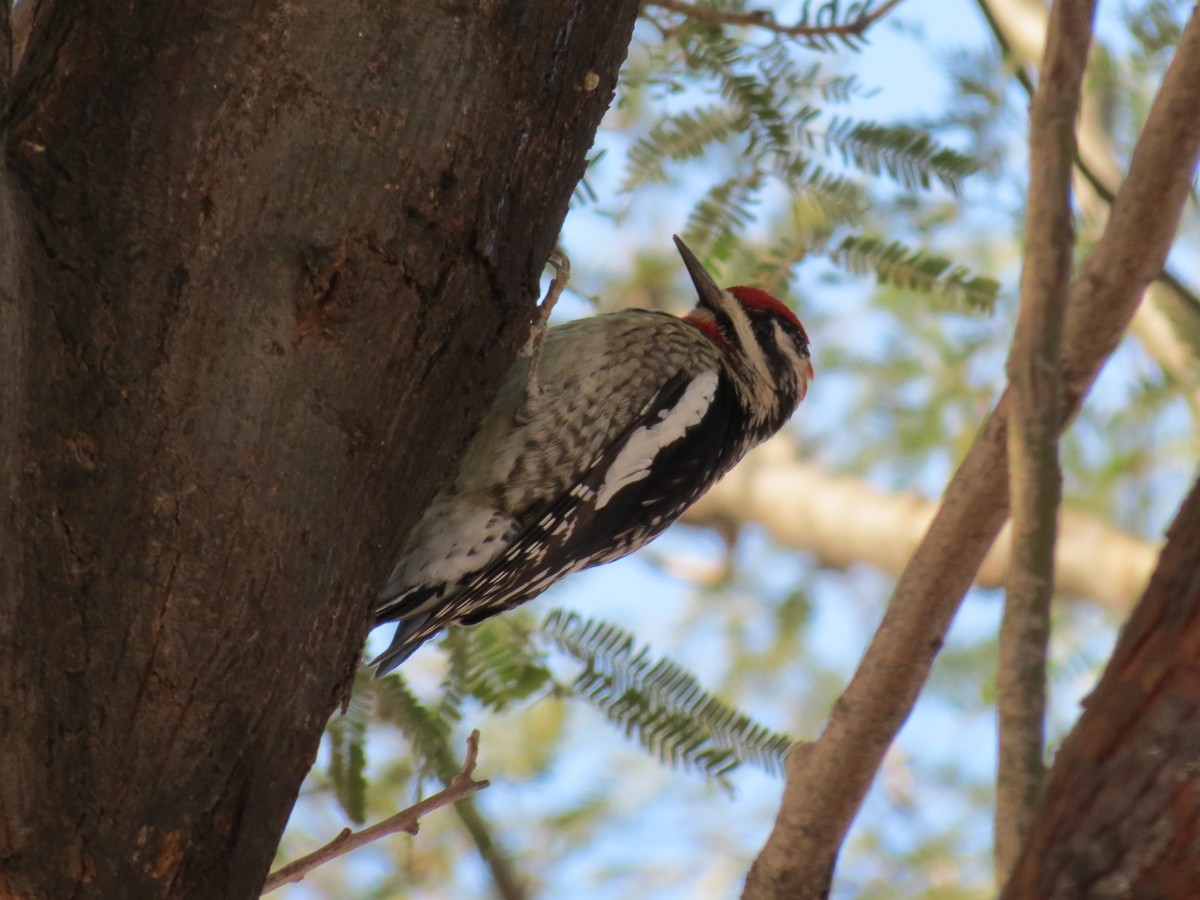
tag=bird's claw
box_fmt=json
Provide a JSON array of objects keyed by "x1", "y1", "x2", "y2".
[{"x1": 524, "y1": 246, "x2": 571, "y2": 398}]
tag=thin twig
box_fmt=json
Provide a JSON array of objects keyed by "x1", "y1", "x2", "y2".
[
  {"x1": 392, "y1": 668, "x2": 528, "y2": 900},
  {"x1": 523, "y1": 247, "x2": 570, "y2": 399},
  {"x1": 261, "y1": 731, "x2": 490, "y2": 895},
  {"x1": 650, "y1": 0, "x2": 905, "y2": 44},
  {"x1": 978, "y1": 0, "x2": 1200, "y2": 427},
  {"x1": 742, "y1": 9, "x2": 1200, "y2": 898},
  {"x1": 997, "y1": 0, "x2": 1095, "y2": 882}
]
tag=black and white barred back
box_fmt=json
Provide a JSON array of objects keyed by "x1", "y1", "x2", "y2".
[{"x1": 371, "y1": 237, "x2": 811, "y2": 674}]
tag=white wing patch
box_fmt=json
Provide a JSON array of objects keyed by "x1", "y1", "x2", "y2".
[
  {"x1": 594, "y1": 371, "x2": 718, "y2": 510},
  {"x1": 383, "y1": 504, "x2": 516, "y2": 602}
]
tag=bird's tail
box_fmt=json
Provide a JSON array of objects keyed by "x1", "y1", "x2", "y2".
[{"x1": 370, "y1": 611, "x2": 437, "y2": 676}]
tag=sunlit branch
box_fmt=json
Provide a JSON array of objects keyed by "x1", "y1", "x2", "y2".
[
  {"x1": 997, "y1": 0, "x2": 1096, "y2": 881},
  {"x1": 1002, "y1": 473, "x2": 1200, "y2": 896}
]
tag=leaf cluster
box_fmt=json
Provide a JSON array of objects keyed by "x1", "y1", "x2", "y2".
[
  {"x1": 322, "y1": 609, "x2": 793, "y2": 823},
  {"x1": 616, "y1": 8, "x2": 995, "y2": 309},
  {"x1": 542, "y1": 609, "x2": 793, "y2": 783}
]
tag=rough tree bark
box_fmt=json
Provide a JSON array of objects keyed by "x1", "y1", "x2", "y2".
[
  {"x1": 0, "y1": 2, "x2": 639, "y2": 898},
  {"x1": 1002, "y1": 467, "x2": 1200, "y2": 899}
]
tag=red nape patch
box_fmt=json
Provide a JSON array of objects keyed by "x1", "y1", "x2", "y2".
[
  {"x1": 728, "y1": 286, "x2": 806, "y2": 338},
  {"x1": 682, "y1": 314, "x2": 738, "y2": 357}
]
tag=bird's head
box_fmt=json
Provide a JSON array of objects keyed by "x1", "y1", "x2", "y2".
[{"x1": 675, "y1": 235, "x2": 812, "y2": 428}]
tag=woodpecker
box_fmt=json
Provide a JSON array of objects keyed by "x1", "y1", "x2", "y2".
[{"x1": 372, "y1": 236, "x2": 812, "y2": 675}]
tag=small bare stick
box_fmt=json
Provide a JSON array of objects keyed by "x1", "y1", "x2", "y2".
[
  {"x1": 524, "y1": 247, "x2": 570, "y2": 399},
  {"x1": 261, "y1": 730, "x2": 490, "y2": 895}
]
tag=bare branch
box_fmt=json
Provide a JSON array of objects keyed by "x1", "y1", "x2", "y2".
[
  {"x1": 683, "y1": 439, "x2": 1157, "y2": 613},
  {"x1": 649, "y1": 0, "x2": 905, "y2": 46},
  {"x1": 997, "y1": 0, "x2": 1095, "y2": 880},
  {"x1": 380, "y1": 674, "x2": 528, "y2": 899},
  {"x1": 261, "y1": 731, "x2": 490, "y2": 895},
  {"x1": 743, "y1": 9, "x2": 1200, "y2": 898}
]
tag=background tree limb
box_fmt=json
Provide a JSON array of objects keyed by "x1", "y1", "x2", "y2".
[{"x1": 683, "y1": 438, "x2": 1156, "y2": 612}]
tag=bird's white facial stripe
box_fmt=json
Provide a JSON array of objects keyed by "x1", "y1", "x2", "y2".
[
  {"x1": 594, "y1": 371, "x2": 719, "y2": 510},
  {"x1": 721, "y1": 293, "x2": 772, "y2": 385},
  {"x1": 773, "y1": 320, "x2": 811, "y2": 399}
]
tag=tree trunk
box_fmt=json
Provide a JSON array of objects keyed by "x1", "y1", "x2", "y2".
[
  {"x1": 0, "y1": 2, "x2": 638, "y2": 897},
  {"x1": 1001, "y1": 467, "x2": 1200, "y2": 898}
]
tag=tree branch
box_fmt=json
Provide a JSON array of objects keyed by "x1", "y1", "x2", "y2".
[
  {"x1": 649, "y1": 0, "x2": 906, "y2": 46},
  {"x1": 261, "y1": 731, "x2": 490, "y2": 895},
  {"x1": 977, "y1": 0, "x2": 1200, "y2": 421},
  {"x1": 742, "y1": 9, "x2": 1200, "y2": 898},
  {"x1": 997, "y1": 0, "x2": 1095, "y2": 880},
  {"x1": 1002, "y1": 468, "x2": 1200, "y2": 897},
  {"x1": 377, "y1": 671, "x2": 529, "y2": 900},
  {"x1": 683, "y1": 439, "x2": 1157, "y2": 613}
]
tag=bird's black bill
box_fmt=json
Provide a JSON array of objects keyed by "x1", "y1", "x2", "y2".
[{"x1": 673, "y1": 235, "x2": 725, "y2": 311}]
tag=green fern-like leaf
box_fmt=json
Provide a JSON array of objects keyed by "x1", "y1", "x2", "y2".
[
  {"x1": 373, "y1": 672, "x2": 458, "y2": 778},
  {"x1": 668, "y1": 0, "x2": 892, "y2": 53},
  {"x1": 682, "y1": 30, "x2": 791, "y2": 160},
  {"x1": 823, "y1": 119, "x2": 978, "y2": 194},
  {"x1": 572, "y1": 150, "x2": 606, "y2": 207},
  {"x1": 750, "y1": 216, "x2": 833, "y2": 296},
  {"x1": 819, "y1": 71, "x2": 870, "y2": 104},
  {"x1": 541, "y1": 609, "x2": 793, "y2": 782},
  {"x1": 1128, "y1": 1, "x2": 1185, "y2": 61},
  {"x1": 328, "y1": 674, "x2": 373, "y2": 823},
  {"x1": 441, "y1": 616, "x2": 552, "y2": 712},
  {"x1": 437, "y1": 629, "x2": 470, "y2": 727},
  {"x1": 832, "y1": 233, "x2": 1001, "y2": 311},
  {"x1": 791, "y1": 164, "x2": 868, "y2": 224},
  {"x1": 796, "y1": 1, "x2": 893, "y2": 52},
  {"x1": 684, "y1": 172, "x2": 764, "y2": 261},
  {"x1": 624, "y1": 106, "x2": 749, "y2": 191}
]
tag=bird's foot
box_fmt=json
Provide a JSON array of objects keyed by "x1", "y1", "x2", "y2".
[{"x1": 523, "y1": 246, "x2": 571, "y2": 398}]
